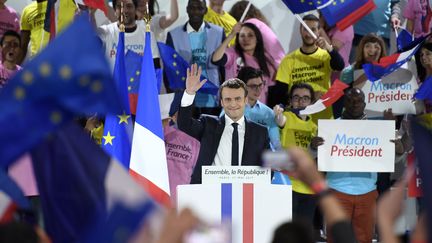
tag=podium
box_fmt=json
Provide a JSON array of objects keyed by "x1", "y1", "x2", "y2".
[{"x1": 177, "y1": 166, "x2": 292, "y2": 243}]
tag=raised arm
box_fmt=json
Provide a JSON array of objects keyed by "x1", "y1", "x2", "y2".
[
  {"x1": 211, "y1": 22, "x2": 241, "y2": 63},
  {"x1": 158, "y1": 0, "x2": 179, "y2": 29}
]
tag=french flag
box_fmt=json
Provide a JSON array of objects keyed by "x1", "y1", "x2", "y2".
[
  {"x1": 31, "y1": 122, "x2": 158, "y2": 242},
  {"x1": 363, "y1": 39, "x2": 425, "y2": 82},
  {"x1": 300, "y1": 79, "x2": 349, "y2": 115},
  {"x1": 129, "y1": 32, "x2": 171, "y2": 207}
]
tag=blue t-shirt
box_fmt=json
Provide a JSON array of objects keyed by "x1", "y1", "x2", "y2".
[
  {"x1": 189, "y1": 31, "x2": 216, "y2": 107},
  {"x1": 354, "y1": 0, "x2": 396, "y2": 39}
]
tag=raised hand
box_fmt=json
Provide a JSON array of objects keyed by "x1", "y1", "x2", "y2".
[{"x1": 185, "y1": 63, "x2": 207, "y2": 95}]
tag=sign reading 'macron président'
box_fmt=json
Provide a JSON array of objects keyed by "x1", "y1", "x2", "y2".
[{"x1": 318, "y1": 120, "x2": 395, "y2": 172}]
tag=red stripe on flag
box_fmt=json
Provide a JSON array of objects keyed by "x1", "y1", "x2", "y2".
[
  {"x1": 129, "y1": 94, "x2": 138, "y2": 115},
  {"x1": 321, "y1": 79, "x2": 349, "y2": 107},
  {"x1": 83, "y1": 0, "x2": 108, "y2": 15},
  {"x1": 374, "y1": 53, "x2": 400, "y2": 68},
  {"x1": 0, "y1": 203, "x2": 17, "y2": 224},
  {"x1": 49, "y1": 8, "x2": 56, "y2": 40},
  {"x1": 130, "y1": 169, "x2": 171, "y2": 207},
  {"x1": 243, "y1": 183, "x2": 253, "y2": 243},
  {"x1": 336, "y1": 0, "x2": 376, "y2": 31}
]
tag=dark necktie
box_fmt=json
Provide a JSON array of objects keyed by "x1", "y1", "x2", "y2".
[{"x1": 231, "y1": 123, "x2": 239, "y2": 166}]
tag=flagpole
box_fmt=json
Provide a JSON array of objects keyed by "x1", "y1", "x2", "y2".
[
  {"x1": 294, "y1": 14, "x2": 317, "y2": 39},
  {"x1": 143, "y1": 2, "x2": 152, "y2": 32},
  {"x1": 394, "y1": 27, "x2": 398, "y2": 39},
  {"x1": 239, "y1": 2, "x2": 252, "y2": 22},
  {"x1": 119, "y1": 1, "x2": 125, "y2": 32}
]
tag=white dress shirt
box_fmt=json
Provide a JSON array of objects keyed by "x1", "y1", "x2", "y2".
[{"x1": 181, "y1": 92, "x2": 246, "y2": 166}]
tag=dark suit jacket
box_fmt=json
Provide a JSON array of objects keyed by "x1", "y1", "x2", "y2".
[{"x1": 177, "y1": 104, "x2": 270, "y2": 184}]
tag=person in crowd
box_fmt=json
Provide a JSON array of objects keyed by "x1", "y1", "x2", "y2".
[
  {"x1": 162, "y1": 92, "x2": 200, "y2": 203},
  {"x1": 135, "y1": 0, "x2": 178, "y2": 42},
  {"x1": 221, "y1": 66, "x2": 281, "y2": 150},
  {"x1": 177, "y1": 64, "x2": 269, "y2": 184},
  {"x1": 318, "y1": 13, "x2": 354, "y2": 118},
  {"x1": 311, "y1": 88, "x2": 378, "y2": 243},
  {"x1": 0, "y1": 0, "x2": 19, "y2": 62},
  {"x1": 273, "y1": 83, "x2": 317, "y2": 225},
  {"x1": 166, "y1": 0, "x2": 225, "y2": 115},
  {"x1": 272, "y1": 14, "x2": 345, "y2": 122},
  {"x1": 20, "y1": 0, "x2": 76, "y2": 63},
  {"x1": 95, "y1": 0, "x2": 160, "y2": 69},
  {"x1": 212, "y1": 22, "x2": 277, "y2": 103},
  {"x1": 204, "y1": 0, "x2": 237, "y2": 38},
  {"x1": 271, "y1": 147, "x2": 357, "y2": 243},
  {"x1": 416, "y1": 42, "x2": 432, "y2": 113},
  {"x1": 229, "y1": 1, "x2": 269, "y2": 26},
  {"x1": 0, "y1": 30, "x2": 21, "y2": 88},
  {"x1": 350, "y1": 0, "x2": 401, "y2": 61},
  {"x1": 404, "y1": 0, "x2": 432, "y2": 38}
]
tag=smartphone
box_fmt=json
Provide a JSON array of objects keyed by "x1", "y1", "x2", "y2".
[
  {"x1": 184, "y1": 223, "x2": 231, "y2": 243},
  {"x1": 262, "y1": 150, "x2": 295, "y2": 171}
]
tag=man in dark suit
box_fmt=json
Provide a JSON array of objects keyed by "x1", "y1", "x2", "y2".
[{"x1": 177, "y1": 64, "x2": 270, "y2": 184}]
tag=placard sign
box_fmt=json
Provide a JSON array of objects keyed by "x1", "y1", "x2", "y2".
[
  {"x1": 354, "y1": 67, "x2": 420, "y2": 117},
  {"x1": 318, "y1": 120, "x2": 395, "y2": 172},
  {"x1": 202, "y1": 166, "x2": 271, "y2": 184}
]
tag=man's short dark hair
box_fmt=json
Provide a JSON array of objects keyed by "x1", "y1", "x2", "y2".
[
  {"x1": 112, "y1": 0, "x2": 138, "y2": 10},
  {"x1": 219, "y1": 78, "x2": 248, "y2": 98},
  {"x1": 302, "y1": 14, "x2": 320, "y2": 28},
  {"x1": 187, "y1": 0, "x2": 207, "y2": 7},
  {"x1": 289, "y1": 83, "x2": 315, "y2": 102},
  {"x1": 272, "y1": 221, "x2": 315, "y2": 243},
  {"x1": 237, "y1": 66, "x2": 263, "y2": 85},
  {"x1": 0, "y1": 30, "x2": 21, "y2": 46}
]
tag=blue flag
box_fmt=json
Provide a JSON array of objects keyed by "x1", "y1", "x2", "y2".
[
  {"x1": 102, "y1": 31, "x2": 133, "y2": 168},
  {"x1": 281, "y1": 0, "x2": 332, "y2": 14},
  {"x1": 31, "y1": 122, "x2": 157, "y2": 243},
  {"x1": 320, "y1": 0, "x2": 376, "y2": 30},
  {"x1": 157, "y1": 42, "x2": 218, "y2": 95},
  {"x1": 0, "y1": 13, "x2": 122, "y2": 168},
  {"x1": 415, "y1": 76, "x2": 432, "y2": 102},
  {"x1": 397, "y1": 28, "x2": 414, "y2": 51}
]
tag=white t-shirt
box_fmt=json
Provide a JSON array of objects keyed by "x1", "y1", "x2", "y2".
[{"x1": 98, "y1": 20, "x2": 160, "y2": 69}]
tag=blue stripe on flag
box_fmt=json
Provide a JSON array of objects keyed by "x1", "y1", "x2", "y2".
[{"x1": 221, "y1": 183, "x2": 232, "y2": 223}]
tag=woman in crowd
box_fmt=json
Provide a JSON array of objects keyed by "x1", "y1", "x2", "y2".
[
  {"x1": 212, "y1": 22, "x2": 277, "y2": 104},
  {"x1": 417, "y1": 42, "x2": 432, "y2": 113}
]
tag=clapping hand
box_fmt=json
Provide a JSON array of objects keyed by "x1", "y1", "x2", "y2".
[{"x1": 185, "y1": 63, "x2": 207, "y2": 95}]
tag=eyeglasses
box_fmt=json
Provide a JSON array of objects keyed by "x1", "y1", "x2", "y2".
[
  {"x1": 292, "y1": 95, "x2": 311, "y2": 102},
  {"x1": 247, "y1": 82, "x2": 265, "y2": 90}
]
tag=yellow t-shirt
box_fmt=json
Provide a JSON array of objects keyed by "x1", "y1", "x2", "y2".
[
  {"x1": 21, "y1": 0, "x2": 77, "y2": 56},
  {"x1": 204, "y1": 7, "x2": 237, "y2": 37},
  {"x1": 280, "y1": 111, "x2": 317, "y2": 194},
  {"x1": 276, "y1": 48, "x2": 334, "y2": 123}
]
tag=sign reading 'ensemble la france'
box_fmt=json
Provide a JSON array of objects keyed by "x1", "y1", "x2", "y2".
[{"x1": 318, "y1": 120, "x2": 395, "y2": 172}]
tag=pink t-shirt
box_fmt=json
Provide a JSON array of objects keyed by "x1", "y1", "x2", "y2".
[
  {"x1": 0, "y1": 62, "x2": 21, "y2": 88},
  {"x1": 225, "y1": 48, "x2": 276, "y2": 103},
  {"x1": 0, "y1": 5, "x2": 20, "y2": 37},
  {"x1": 164, "y1": 125, "x2": 200, "y2": 204},
  {"x1": 403, "y1": 0, "x2": 432, "y2": 38}
]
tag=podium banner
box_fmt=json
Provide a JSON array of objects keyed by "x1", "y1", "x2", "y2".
[
  {"x1": 318, "y1": 119, "x2": 395, "y2": 172},
  {"x1": 202, "y1": 166, "x2": 271, "y2": 184},
  {"x1": 177, "y1": 183, "x2": 292, "y2": 243}
]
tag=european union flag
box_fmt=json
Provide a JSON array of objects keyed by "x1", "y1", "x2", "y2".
[
  {"x1": 281, "y1": 0, "x2": 332, "y2": 14},
  {"x1": 125, "y1": 50, "x2": 162, "y2": 114},
  {"x1": 157, "y1": 42, "x2": 218, "y2": 95},
  {"x1": 102, "y1": 31, "x2": 133, "y2": 169},
  {"x1": 0, "y1": 13, "x2": 122, "y2": 168},
  {"x1": 320, "y1": 0, "x2": 376, "y2": 30}
]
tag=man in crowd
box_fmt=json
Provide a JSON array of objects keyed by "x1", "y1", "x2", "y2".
[
  {"x1": 271, "y1": 14, "x2": 345, "y2": 123},
  {"x1": 178, "y1": 64, "x2": 269, "y2": 184},
  {"x1": 166, "y1": 0, "x2": 225, "y2": 115}
]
